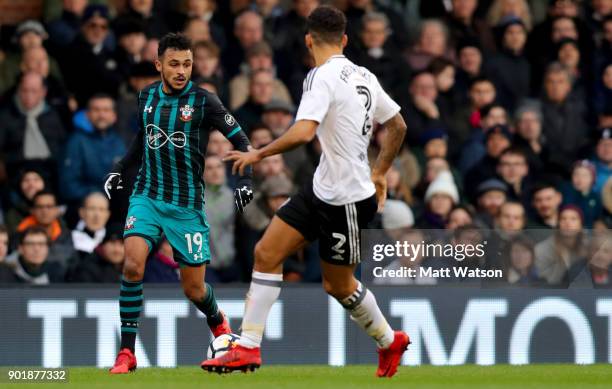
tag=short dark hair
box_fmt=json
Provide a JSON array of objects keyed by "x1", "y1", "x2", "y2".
[
  {"x1": 19, "y1": 226, "x2": 49, "y2": 246},
  {"x1": 158, "y1": 32, "x2": 192, "y2": 57},
  {"x1": 0, "y1": 225, "x2": 7, "y2": 236},
  {"x1": 499, "y1": 145, "x2": 528, "y2": 162},
  {"x1": 88, "y1": 93, "x2": 115, "y2": 110},
  {"x1": 307, "y1": 5, "x2": 347, "y2": 45},
  {"x1": 32, "y1": 189, "x2": 57, "y2": 206},
  {"x1": 470, "y1": 76, "x2": 494, "y2": 89},
  {"x1": 479, "y1": 103, "x2": 505, "y2": 118}
]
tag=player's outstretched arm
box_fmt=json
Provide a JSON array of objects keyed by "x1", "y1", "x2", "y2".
[
  {"x1": 224, "y1": 119, "x2": 318, "y2": 176},
  {"x1": 371, "y1": 113, "x2": 407, "y2": 211}
]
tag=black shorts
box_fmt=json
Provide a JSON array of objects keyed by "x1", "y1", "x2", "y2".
[{"x1": 276, "y1": 180, "x2": 378, "y2": 265}]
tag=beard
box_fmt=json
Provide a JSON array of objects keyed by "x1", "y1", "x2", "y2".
[{"x1": 161, "y1": 71, "x2": 189, "y2": 94}]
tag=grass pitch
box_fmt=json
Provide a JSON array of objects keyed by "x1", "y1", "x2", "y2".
[{"x1": 11, "y1": 365, "x2": 612, "y2": 389}]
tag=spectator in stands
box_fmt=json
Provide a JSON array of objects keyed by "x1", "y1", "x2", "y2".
[
  {"x1": 344, "y1": 0, "x2": 409, "y2": 52},
  {"x1": 504, "y1": 234, "x2": 542, "y2": 286},
  {"x1": 193, "y1": 41, "x2": 225, "y2": 98},
  {"x1": 459, "y1": 103, "x2": 508, "y2": 174},
  {"x1": 183, "y1": 16, "x2": 211, "y2": 44},
  {"x1": 401, "y1": 71, "x2": 448, "y2": 146},
  {"x1": 65, "y1": 223, "x2": 124, "y2": 283},
  {"x1": 253, "y1": 0, "x2": 285, "y2": 51},
  {"x1": 143, "y1": 238, "x2": 179, "y2": 283},
  {"x1": 381, "y1": 200, "x2": 415, "y2": 241},
  {"x1": 204, "y1": 155, "x2": 238, "y2": 282},
  {"x1": 385, "y1": 160, "x2": 413, "y2": 205},
  {"x1": 473, "y1": 178, "x2": 508, "y2": 228},
  {"x1": 0, "y1": 226, "x2": 64, "y2": 284},
  {"x1": 16, "y1": 190, "x2": 74, "y2": 265},
  {"x1": 593, "y1": 127, "x2": 612, "y2": 193},
  {"x1": 414, "y1": 156, "x2": 451, "y2": 200},
  {"x1": 451, "y1": 77, "x2": 496, "y2": 148},
  {"x1": 485, "y1": 16, "x2": 530, "y2": 112},
  {"x1": 535, "y1": 205, "x2": 588, "y2": 285},
  {"x1": 541, "y1": 63, "x2": 589, "y2": 174},
  {"x1": 529, "y1": 182, "x2": 563, "y2": 229},
  {"x1": 0, "y1": 72, "x2": 66, "y2": 179},
  {"x1": 223, "y1": 10, "x2": 265, "y2": 78},
  {"x1": 234, "y1": 68, "x2": 275, "y2": 133},
  {"x1": 428, "y1": 58, "x2": 459, "y2": 115},
  {"x1": 464, "y1": 125, "x2": 512, "y2": 199},
  {"x1": 497, "y1": 147, "x2": 533, "y2": 209},
  {"x1": 446, "y1": 205, "x2": 475, "y2": 230},
  {"x1": 513, "y1": 102, "x2": 549, "y2": 175},
  {"x1": 177, "y1": 0, "x2": 226, "y2": 49},
  {"x1": 47, "y1": 0, "x2": 92, "y2": 50},
  {"x1": 405, "y1": 19, "x2": 454, "y2": 71},
  {"x1": 114, "y1": 18, "x2": 148, "y2": 79},
  {"x1": 445, "y1": 0, "x2": 496, "y2": 52},
  {"x1": 587, "y1": 231, "x2": 612, "y2": 286},
  {"x1": 594, "y1": 64, "x2": 612, "y2": 118},
  {"x1": 114, "y1": 0, "x2": 170, "y2": 39},
  {"x1": 0, "y1": 225, "x2": 8, "y2": 263},
  {"x1": 5, "y1": 168, "x2": 47, "y2": 234},
  {"x1": 59, "y1": 94, "x2": 126, "y2": 203},
  {"x1": 419, "y1": 171, "x2": 459, "y2": 229},
  {"x1": 556, "y1": 38, "x2": 586, "y2": 101},
  {"x1": 17, "y1": 47, "x2": 73, "y2": 123},
  {"x1": 486, "y1": 200, "x2": 527, "y2": 270},
  {"x1": 347, "y1": 12, "x2": 408, "y2": 99},
  {"x1": 486, "y1": 0, "x2": 533, "y2": 30},
  {"x1": 253, "y1": 154, "x2": 289, "y2": 188},
  {"x1": 249, "y1": 125, "x2": 274, "y2": 149},
  {"x1": 229, "y1": 42, "x2": 292, "y2": 110},
  {"x1": 454, "y1": 39, "x2": 484, "y2": 98},
  {"x1": 61, "y1": 5, "x2": 122, "y2": 107},
  {"x1": 561, "y1": 160, "x2": 602, "y2": 229},
  {"x1": 71, "y1": 192, "x2": 109, "y2": 260}
]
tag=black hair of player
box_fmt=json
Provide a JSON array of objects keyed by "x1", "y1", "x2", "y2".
[
  {"x1": 306, "y1": 5, "x2": 347, "y2": 45},
  {"x1": 158, "y1": 33, "x2": 192, "y2": 57}
]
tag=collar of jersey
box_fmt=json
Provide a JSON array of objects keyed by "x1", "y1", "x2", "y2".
[
  {"x1": 326, "y1": 54, "x2": 346, "y2": 63},
  {"x1": 157, "y1": 80, "x2": 193, "y2": 100}
]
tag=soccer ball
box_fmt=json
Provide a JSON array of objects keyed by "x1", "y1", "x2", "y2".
[{"x1": 207, "y1": 333, "x2": 240, "y2": 359}]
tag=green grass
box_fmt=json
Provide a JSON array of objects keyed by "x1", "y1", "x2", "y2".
[{"x1": 8, "y1": 365, "x2": 612, "y2": 389}]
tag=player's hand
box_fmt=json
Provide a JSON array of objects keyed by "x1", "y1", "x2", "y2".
[
  {"x1": 234, "y1": 184, "x2": 254, "y2": 214},
  {"x1": 371, "y1": 172, "x2": 387, "y2": 212},
  {"x1": 104, "y1": 172, "x2": 123, "y2": 199},
  {"x1": 223, "y1": 148, "x2": 263, "y2": 176}
]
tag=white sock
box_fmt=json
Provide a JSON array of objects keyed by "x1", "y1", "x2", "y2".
[
  {"x1": 238, "y1": 271, "x2": 283, "y2": 348},
  {"x1": 339, "y1": 281, "x2": 395, "y2": 349}
]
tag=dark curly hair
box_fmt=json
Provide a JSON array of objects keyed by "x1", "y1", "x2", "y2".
[
  {"x1": 158, "y1": 32, "x2": 192, "y2": 57},
  {"x1": 306, "y1": 5, "x2": 346, "y2": 45}
]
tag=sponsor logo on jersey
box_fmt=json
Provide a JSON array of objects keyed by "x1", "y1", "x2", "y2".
[
  {"x1": 179, "y1": 104, "x2": 194, "y2": 122},
  {"x1": 224, "y1": 114, "x2": 236, "y2": 126},
  {"x1": 146, "y1": 124, "x2": 186, "y2": 149},
  {"x1": 125, "y1": 216, "x2": 136, "y2": 231}
]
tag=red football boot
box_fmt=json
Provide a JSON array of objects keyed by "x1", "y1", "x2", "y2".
[
  {"x1": 109, "y1": 348, "x2": 137, "y2": 374},
  {"x1": 201, "y1": 344, "x2": 262, "y2": 374},
  {"x1": 210, "y1": 311, "x2": 232, "y2": 338},
  {"x1": 376, "y1": 331, "x2": 410, "y2": 378}
]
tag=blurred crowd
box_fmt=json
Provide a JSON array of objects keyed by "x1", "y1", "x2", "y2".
[{"x1": 0, "y1": 0, "x2": 610, "y2": 286}]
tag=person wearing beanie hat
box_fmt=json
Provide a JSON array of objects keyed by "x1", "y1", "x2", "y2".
[
  {"x1": 13, "y1": 20, "x2": 48, "y2": 48},
  {"x1": 474, "y1": 178, "x2": 508, "y2": 228},
  {"x1": 419, "y1": 171, "x2": 459, "y2": 229},
  {"x1": 561, "y1": 159, "x2": 602, "y2": 228},
  {"x1": 381, "y1": 200, "x2": 415, "y2": 240}
]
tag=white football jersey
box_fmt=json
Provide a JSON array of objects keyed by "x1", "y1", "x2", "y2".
[{"x1": 295, "y1": 55, "x2": 401, "y2": 206}]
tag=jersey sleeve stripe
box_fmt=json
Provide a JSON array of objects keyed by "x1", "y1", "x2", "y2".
[{"x1": 226, "y1": 127, "x2": 242, "y2": 139}]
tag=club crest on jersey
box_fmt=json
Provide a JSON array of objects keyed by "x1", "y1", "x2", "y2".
[
  {"x1": 125, "y1": 216, "x2": 136, "y2": 231},
  {"x1": 180, "y1": 104, "x2": 194, "y2": 122},
  {"x1": 224, "y1": 114, "x2": 236, "y2": 126}
]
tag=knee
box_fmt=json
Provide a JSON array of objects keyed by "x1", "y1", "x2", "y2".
[
  {"x1": 183, "y1": 283, "x2": 205, "y2": 302},
  {"x1": 123, "y1": 254, "x2": 144, "y2": 281},
  {"x1": 254, "y1": 241, "x2": 278, "y2": 271}
]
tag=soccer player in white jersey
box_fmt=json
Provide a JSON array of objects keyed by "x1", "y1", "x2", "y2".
[{"x1": 202, "y1": 5, "x2": 409, "y2": 377}]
